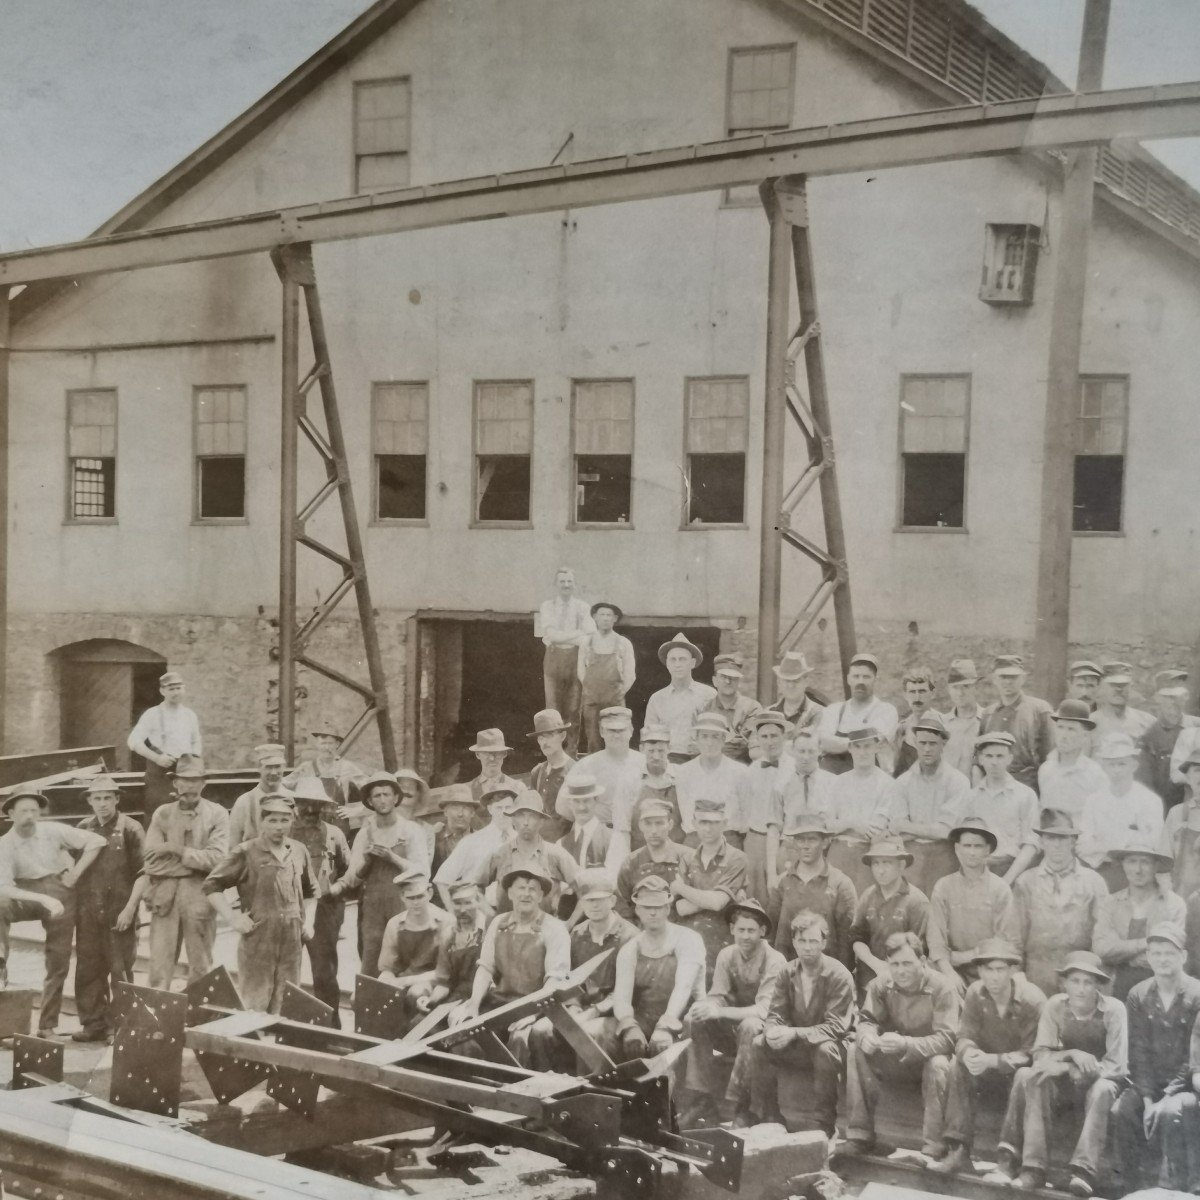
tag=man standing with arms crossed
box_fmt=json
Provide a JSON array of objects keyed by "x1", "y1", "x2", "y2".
[
  {"x1": 127, "y1": 671, "x2": 202, "y2": 827},
  {"x1": 645, "y1": 633, "x2": 715, "y2": 764},
  {"x1": 537, "y1": 567, "x2": 594, "y2": 751}
]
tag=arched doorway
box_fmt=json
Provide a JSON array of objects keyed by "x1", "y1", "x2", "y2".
[{"x1": 53, "y1": 639, "x2": 166, "y2": 769}]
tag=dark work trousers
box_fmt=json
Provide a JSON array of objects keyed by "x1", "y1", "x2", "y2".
[
  {"x1": 544, "y1": 646, "x2": 582, "y2": 753},
  {"x1": 75, "y1": 889, "x2": 136, "y2": 1035},
  {"x1": 306, "y1": 895, "x2": 345, "y2": 1021},
  {"x1": 141, "y1": 760, "x2": 173, "y2": 829},
  {"x1": 0, "y1": 877, "x2": 76, "y2": 1033}
]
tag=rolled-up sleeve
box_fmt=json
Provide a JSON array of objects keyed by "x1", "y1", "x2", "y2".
[{"x1": 543, "y1": 919, "x2": 571, "y2": 985}]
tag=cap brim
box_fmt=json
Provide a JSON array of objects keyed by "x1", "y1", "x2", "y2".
[
  {"x1": 1058, "y1": 964, "x2": 1110, "y2": 983},
  {"x1": 862, "y1": 851, "x2": 915, "y2": 866}
]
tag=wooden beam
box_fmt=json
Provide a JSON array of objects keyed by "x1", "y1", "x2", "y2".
[{"x1": 2, "y1": 84, "x2": 1199, "y2": 286}]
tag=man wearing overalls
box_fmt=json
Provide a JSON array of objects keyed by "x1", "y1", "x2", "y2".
[
  {"x1": 412, "y1": 881, "x2": 488, "y2": 1025},
  {"x1": 204, "y1": 794, "x2": 317, "y2": 1013},
  {"x1": 577, "y1": 602, "x2": 636, "y2": 754}
]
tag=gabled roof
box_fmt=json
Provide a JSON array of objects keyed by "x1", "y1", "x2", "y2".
[{"x1": 15, "y1": 0, "x2": 1200, "y2": 322}]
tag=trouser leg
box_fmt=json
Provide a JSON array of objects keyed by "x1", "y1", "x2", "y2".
[
  {"x1": 1021, "y1": 1072, "x2": 1054, "y2": 1171},
  {"x1": 749, "y1": 1042, "x2": 782, "y2": 1118},
  {"x1": 943, "y1": 1058, "x2": 977, "y2": 1148},
  {"x1": 921, "y1": 1055, "x2": 952, "y2": 1153},
  {"x1": 73, "y1": 905, "x2": 111, "y2": 1033},
  {"x1": 177, "y1": 877, "x2": 215, "y2": 983},
  {"x1": 237, "y1": 926, "x2": 274, "y2": 1012},
  {"x1": 271, "y1": 918, "x2": 304, "y2": 1013},
  {"x1": 148, "y1": 904, "x2": 183, "y2": 990},
  {"x1": 811, "y1": 1039, "x2": 844, "y2": 1135},
  {"x1": 1071, "y1": 1077, "x2": 1120, "y2": 1179},
  {"x1": 141, "y1": 762, "x2": 172, "y2": 829},
  {"x1": 846, "y1": 1043, "x2": 881, "y2": 1142},
  {"x1": 581, "y1": 702, "x2": 602, "y2": 755},
  {"x1": 1113, "y1": 1087, "x2": 1150, "y2": 1188},
  {"x1": 37, "y1": 882, "x2": 75, "y2": 1033},
  {"x1": 725, "y1": 1017, "x2": 763, "y2": 1106},
  {"x1": 307, "y1": 896, "x2": 343, "y2": 1017},
  {"x1": 682, "y1": 1013, "x2": 736, "y2": 1096}
]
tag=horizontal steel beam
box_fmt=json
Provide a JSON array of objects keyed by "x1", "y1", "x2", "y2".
[{"x1": 3, "y1": 83, "x2": 1200, "y2": 285}]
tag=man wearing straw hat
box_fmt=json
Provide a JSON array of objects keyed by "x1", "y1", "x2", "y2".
[
  {"x1": 645, "y1": 632, "x2": 715, "y2": 763},
  {"x1": 700, "y1": 653, "x2": 762, "y2": 763},
  {"x1": 127, "y1": 670, "x2": 202, "y2": 827},
  {"x1": 74, "y1": 774, "x2": 145, "y2": 1042},
  {"x1": 765, "y1": 651, "x2": 824, "y2": 737},
  {"x1": 229, "y1": 743, "x2": 292, "y2": 846},
  {"x1": 475, "y1": 789, "x2": 577, "y2": 915}
]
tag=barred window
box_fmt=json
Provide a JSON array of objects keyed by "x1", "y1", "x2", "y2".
[
  {"x1": 474, "y1": 381, "x2": 533, "y2": 524},
  {"x1": 67, "y1": 390, "x2": 117, "y2": 520},
  {"x1": 573, "y1": 380, "x2": 633, "y2": 525},
  {"x1": 354, "y1": 78, "x2": 410, "y2": 193},
  {"x1": 1074, "y1": 376, "x2": 1128, "y2": 533},
  {"x1": 373, "y1": 382, "x2": 428, "y2": 521},
  {"x1": 685, "y1": 377, "x2": 748, "y2": 525},
  {"x1": 195, "y1": 386, "x2": 247, "y2": 520},
  {"x1": 898, "y1": 375, "x2": 970, "y2": 529}
]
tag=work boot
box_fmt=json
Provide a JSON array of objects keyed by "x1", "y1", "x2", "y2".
[
  {"x1": 71, "y1": 1027, "x2": 109, "y2": 1043},
  {"x1": 1014, "y1": 1168, "x2": 1046, "y2": 1190},
  {"x1": 1067, "y1": 1170, "x2": 1095, "y2": 1197},
  {"x1": 927, "y1": 1142, "x2": 973, "y2": 1175},
  {"x1": 730, "y1": 1108, "x2": 759, "y2": 1129}
]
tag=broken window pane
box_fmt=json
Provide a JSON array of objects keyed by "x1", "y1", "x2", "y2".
[{"x1": 197, "y1": 456, "x2": 245, "y2": 520}]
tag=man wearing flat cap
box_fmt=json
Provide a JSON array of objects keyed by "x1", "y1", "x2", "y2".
[
  {"x1": 229, "y1": 743, "x2": 292, "y2": 846},
  {"x1": 700, "y1": 653, "x2": 762, "y2": 763},
  {"x1": 127, "y1": 671, "x2": 202, "y2": 827},
  {"x1": 672, "y1": 711, "x2": 750, "y2": 843},
  {"x1": 1111, "y1": 922, "x2": 1200, "y2": 1193},
  {"x1": 825, "y1": 727, "x2": 897, "y2": 893},
  {"x1": 742, "y1": 711, "x2": 792, "y2": 905},
  {"x1": 377, "y1": 870, "x2": 451, "y2": 1008},
  {"x1": 283, "y1": 720, "x2": 368, "y2": 827},
  {"x1": 1141, "y1": 672, "x2": 1197, "y2": 809},
  {"x1": 1066, "y1": 661, "x2": 1102, "y2": 709},
  {"x1": 1037, "y1": 701, "x2": 1106, "y2": 821},
  {"x1": 941, "y1": 659, "x2": 983, "y2": 779},
  {"x1": 475, "y1": 790, "x2": 577, "y2": 915},
  {"x1": 891, "y1": 666, "x2": 937, "y2": 778},
  {"x1": 978, "y1": 656, "x2": 1053, "y2": 793},
  {"x1": 679, "y1": 898, "x2": 785, "y2": 1128},
  {"x1": 433, "y1": 783, "x2": 515, "y2": 910},
  {"x1": 645, "y1": 632, "x2": 716, "y2": 763},
  {"x1": 963, "y1": 731, "x2": 1038, "y2": 882},
  {"x1": 1091, "y1": 662, "x2": 1154, "y2": 751},
  {"x1": 0, "y1": 788, "x2": 105, "y2": 1033},
  {"x1": 615, "y1": 796, "x2": 688, "y2": 920},
  {"x1": 74, "y1": 775, "x2": 145, "y2": 1042},
  {"x1": 577, "y1": 602, "x2": 636, "y2": 755},
  {"x1": 817, "y1": 652, "x2": 899, "y2": 775}
]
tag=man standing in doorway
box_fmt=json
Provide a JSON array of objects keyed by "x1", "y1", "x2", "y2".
[
  {"x1": 645, "y1": 633, "x2": 715, "y2": 764},
  {"x1": 127, "y1": 671, "x2": 202, "y2": 828},
  {"x1": 537, "y1": 567, "x2": 594, "y2": 751},
  {"x1": 577, "y1": 603, "x2": 636, "y2": 755},
  {"x1": 979, "y1": 656, "x2": 1054, "y2": 793}
]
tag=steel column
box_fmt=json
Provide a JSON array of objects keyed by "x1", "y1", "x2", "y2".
[
  {"x1": 0, "y1": 286, "x2": 8, "y2": 750},
  {"x1": 756, "y1": 184, "x2": 793, "y2": 700},
  {"x1": 1031, "y1": 0, "x2": 1110, "y2": 701},
  {"x1": 276, "y1": 257, "x2": 300, "y2": 759}
]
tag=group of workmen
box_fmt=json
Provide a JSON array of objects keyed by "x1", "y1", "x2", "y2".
[{"x1": 2, "y1": 612, "x2": 1200, "y2": 1195}]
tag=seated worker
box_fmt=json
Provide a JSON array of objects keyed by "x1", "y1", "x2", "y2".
[
  {"x1": 963, "y1": 731, "x2": 1038, "y2": 883},
  {"x1": 377, "y1": 870, "x2": 451, "y2": 1006},
  {"x1": 825, "y1": 727, "x2": 897, "y2": 894},
  {"x1": 611, "y1": 875, "x2": 706, "y2": 1063},
  {"x1": 432, "y1": 783, "x2": 515, "y2": 909},
  {"x1": 453, "y1": 866, "x2": 570, "y2": 1066},
  {"x1": 849, "y1": 838, "x2": 930, "y2": 990},
  {"x1": 1013, "y1": 809, "x2": 1108, "y2": 999},
  {"x1": 1093, "y1": 840, "x2": 1185, "y2": 1001},
  {"x1": 474, "y1": 790, "x2": 577, "y2": 915},
  {"x1": 411, "y1": 881, "x2": 489, "y2": 1025},
  {"x1": 741, "y1": 712, "x2": 791, "y2": 905},
  {"x1": 678, "y1": 898, "x2": 786, "y2": 1128},
  {"x1": 927, "y1": 817, "x2": 1020, "y2": 995},
  {"x1": 673, "y1": 713, "x2": 750, "y2": 845},
  {"x1": 615, "y1": 798, "x2": 688, "y2": 919},
  {"x1": 844, "y1": 931, "x2": 960, "y2": 1160},
  {"x1": 745, "y1": 910, "x2": 856, "y2": 1136},
  {"x1": 1112, "y1": 923, "x2": 1200, "y2": 1194},
  {"x1": 203, "y1": 794, "x2": 317, "y2": 1014},
  {"x1": 929, "y1": 938, "x2": 1046, "y2": 1177},
  {"x1": 671, "y1": 797, "x2": 748, "y2": 983},
  {"x1": 991, "y1": 951, "x2": 1126, "y2": 1197},
  {"x1": 766, "y1": 730, "x2": 835, "y2": 884},
  {"x1": 767, "y1": 813, "x2": 856, "y2": 969}
]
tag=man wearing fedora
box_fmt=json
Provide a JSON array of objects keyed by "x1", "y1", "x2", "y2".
[
  {"x1": 817, "y1": 652, "x2": 898, "y2": 775},
  {"x1": 645, "y1": 632, "x2": 716, "y2": 763},
  {"x1": 74, "y1": 775, "x2": 145, "y2": 1042},
  {"x1": 577, "y1": 602, "x2": 636, "y2": 755},
  {"x1": 765, "y1": 651, "x2": 824, "y2": 738},
  {"x1": 892, "y1": 711, "x2": 970, "y2": 895},
  {"x1": 430, "y1": 784, "x2": 478, "y2": 877},
  {"x1": 127, "y1": 671, "x2": 203, "y2": 828},
  {"x1": 557, "y1": 776, "x2": 612, "y2": 878},
  {"x1": 1091, "y1": 662, "x2": 1155, "y2": 750},
  {"x1": 537, "y1": 567, "x2": 595, "y2": 751},
  {"x1": 940, "y1": 659, "x2": 983, "y2": 780},
  {"x1": 283, "y1": 720, "x2": 368, "y2": 826},
  {"x1": 433, "y1": 782, "x2": 516, "y2": 909},
  {"x1": 0, "y1": 788, "x2": 105, "y2": 1031},
  {"x1": 229, "y1": 743, "x2": 293, "y2": 846},
  {"x1": 679, "y1": 897, "x2": 785, "y2": 1128},
  {"x1": 849, "y1": 838, "x2": 929, "y2": 989},
  {"x1": 979, "y1": 656, "x2": 1054, "y2": 793},
  {"x1": 140, "y1": 755, "x2": 229, "y2": 990},
  {"x1": 475, "y1": 789, "x2": 578, "y2": 915},
  {"x1": 701, "y1": 653, "x2": 762, "y2": 763},
  {"x1": 1112, "y1": 922, "x2": 1200, "y2": 1193},
  {"x1": 528, "y1": 709, "x2": 575, "y2": 840},
  {"x1": 1093, "y1": 840, "x2": 1185, "y2": 1000},
  {"x1": 993, "y1": 951, "x2": 1126, "y2": 1196},
  {"x1": 927, "y1": 817, "x2": 1020, "y2": 995},
  {"x1": 465, "y1": 729, "x2": 520, "y2": 806},
  {"x1": 673, "y1": 711, "x2": 750, "y2": 844},
  {"x1": 1013, "y1": 808, "x2": 1108, "y2": 999},
  {"x1": 930, "y1": 938, "x2": 1046, "y2": 1178},
  {"x1": 615, "y1": 797, "x2": 688, "y2": 920},
  {"x1": 964, "y1": 731, "x2": 1039, "y2": 883},
  {"x1": 1038, "y1": 701, "x2": 1106, "y2": 820}
]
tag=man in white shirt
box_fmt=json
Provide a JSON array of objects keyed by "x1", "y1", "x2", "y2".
[
  {"x1": 672, "y1": 712, "x2": 751, "y2": 845},
  {"x1": 817, "y1": 652, "x2": 899, "y2": 775},
  {"x1": 127, "y1": 670, "x2": 202, "y2": 827},
  {"x1": 433, "y1": 784, "x2": 516, "y2": 910},
  {"x1": 644, "y1": 633, "x2": 716, "y2": 763},
  {"x1": 536, "y1": 567, "x2": 594, "y2": 753},
  {"x1": 767, "y1": 730, "x2": 836, "y2": 886},
  {"x1": 1038, "y1": 700, "x2": 1107, "y2": 820},
  {"x1": 229, "y1": 743, "x2": 293, "y2": 845}
]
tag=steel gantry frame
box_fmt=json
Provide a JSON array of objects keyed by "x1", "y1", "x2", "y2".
[{"x1": 2, "y1": 83, "x2": 1200, "y2": 734}]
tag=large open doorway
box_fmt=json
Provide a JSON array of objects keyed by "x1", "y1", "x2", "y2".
[
  {"x1": 410, "y1": 615, "x2": 722, "y2": 785},
  {"x1": 54, "y1": 639, "x2": 166, "y2": 769}
]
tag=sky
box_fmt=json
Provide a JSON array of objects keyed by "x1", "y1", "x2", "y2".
[{"x1": 1, "y1": 0, "x2": 1199, "y2": 250}]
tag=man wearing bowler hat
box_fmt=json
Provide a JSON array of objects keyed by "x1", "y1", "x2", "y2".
[
  {"x1": 475, "y1": 789, "x2": 577, "y2": 915},
  {"x1": 817, "y1": 651, "x2": 899, "y2": 775},
  {"x1": 1091, "y1": 661, "x2": 1155, "y2": 750},
  {"x1": 1038, "y1": 700, "x2": 1106, "y2": 820},
  {"x1": 679, "y1": 897, "x2": 785, "y2": 1127},
  {"x1": 229, "y1": 743, "x2": 293, "y2": 846},
  {"x1": 979, "y1": 655, "x2": 1054, "y2": 792},
  {"x1": 74, "y1": 775, "x2": 145, "y2": 1042},
  {"x1": 645, "y1": 632, "x2": 716, "y2": 763},
  {"x1": 849, "y1": 837, "x2": 929, "y2": 988},
  {"x1": 127, "y1": 670, "x2": 203, "y2": 827},
  {"x1": 765, "y1": 651, "x2": 825, "y2": 737},
  {"x1": 141, "y1": 755, "x2": 228, "y2": 990},
  {"x1": 577, "y1": 602, "x2": 636, "y2": 755},
  {"x1": 0, "y1": 788, "x2": 105, "y2": 1032},
  {"x1": 701, "y1": 653, "x2": 762, "y2": 763}
]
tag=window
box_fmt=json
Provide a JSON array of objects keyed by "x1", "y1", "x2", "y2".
[
  {"x1": 725, "y1": 45, "x2": 796, "y2": 203},
  {"x1": 474, "y1": 381, "x2": 533, "y2": 524},
  {"x1": 980, "y1": 223, "x2": 1041, "y2": 305},
  {"x1": 67, "y1": 389, "x2": 116, "y2": 520},
  {"x1": 1074, "y1": 376, "x2": 1127, "y2": 533},
  {"x1": 572, "y1": 380, "x2": 633, "y2": 525},
  {"x1": 194, "y1": 386, "x2": 247, "y2": 520},
  {"x1": 354, "y1": 78, "x2": 410, "y2": 193},
  {"x1": 898, "y1": 375, "x2": 970, "y2": 529},
  {"x1": 685, "y1": 377, "x2": 748, "y2": 525},
  {"x1": 373, "y1": 382, "x2": 428, "y2": 521}
]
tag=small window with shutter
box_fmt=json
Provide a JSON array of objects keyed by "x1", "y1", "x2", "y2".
[
  {"x1": 66, "y1": 389, "x2": 117, "y2": 520},
  {"x1": 725, "y1": 46, "x2": 796, "y2": 204},
  {"x1": 1074, "y1": 376, "x2": 1128, "y2": 533},
  {"x1": 572, "y1": 380, "x2": 633, "y2": 525},
  {"x1": 898, "y1": 375, "x2": 970, "y2": 529},
  {"x1": 373, "y1": 382, "x2": 428, "y2": 521},
  {"x1": 354, "y1": 78, "x2": 410, "y2": 193},
  {"x1": 194, "y1": 385, "x2": 247, "y2": 520},
  {"x1": 474, "y1": 381, "x2": 533, "y2": 524},
  {"x1": 685, "y1": 377, "x2": 748, "y2": 525}
]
